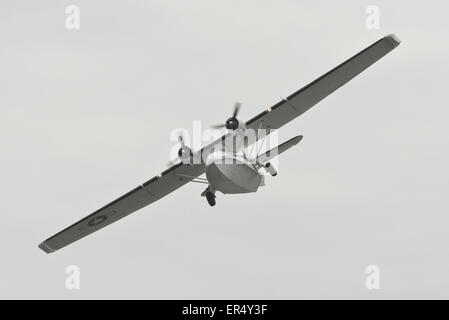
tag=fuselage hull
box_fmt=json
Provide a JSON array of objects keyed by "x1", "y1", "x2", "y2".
[{"x1": 205, "y1": 152, "x2": 262, "y2": 194}]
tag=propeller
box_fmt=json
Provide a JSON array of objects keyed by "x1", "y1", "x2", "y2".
[
  {"x1": 232, "y1": 101, "x2": 241, "y2": 118},
  {"x1": 177, "y1": 133, "x2": 185, "y2": 146},
  {"x1": 211, "y1": 102, "x2": 242, "y2": 130},
  {"x1": 167, "y1": 132, "x2": 192, "y2": 167}
]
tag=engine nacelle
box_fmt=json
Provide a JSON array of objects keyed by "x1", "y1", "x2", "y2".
[
  {"x1": 264, "y1": 162, "x2": 277, "y2": 176},
  {"x1": 178, "y1": 146, "x2": 192, "y2": 164},
  {"x1": 225, "y1": 117, "x2": 239, "y2": 130}
]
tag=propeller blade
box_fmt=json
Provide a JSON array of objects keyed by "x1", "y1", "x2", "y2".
[
  {"x1": 210, "y1": 124, "x2": 226, "y2": 129},
  {"x1": 233, "y1": 102, "x2": 241, "y2": 118},
  {"x1": 210, "y1": 101, "x2": 242, "y2": 130},
  {"x1": 178, "y1": 133, "x2": 185, "y2": 146}
]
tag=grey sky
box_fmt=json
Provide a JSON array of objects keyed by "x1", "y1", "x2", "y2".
[{"x1": 1, "y1": 1, "x2": 448, "y2": 298}]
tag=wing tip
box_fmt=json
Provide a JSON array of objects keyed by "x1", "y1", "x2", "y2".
[
  {"x1": 39, "y1": 241, "x2": 56, "y2": 254},
  {"x1": 385, "y1": 34, "x2": 401, "y2": 48},
  {"x1": 293, "y1": 135, "x2": 303, "y2": 144}
]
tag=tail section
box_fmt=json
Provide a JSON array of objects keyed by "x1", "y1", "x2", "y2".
[{"x1": 257, "y1": 135, "x2": 303, "y2": 164}]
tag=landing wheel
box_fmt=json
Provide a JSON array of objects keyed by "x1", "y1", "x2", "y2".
[{"x1": 206, "y1": 191, "x2": 216, "y2": 207}]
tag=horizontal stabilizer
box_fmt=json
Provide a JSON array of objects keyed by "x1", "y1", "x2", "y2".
[{"x1": 257, "y1": 135, "x2": 303, "y2": 164}]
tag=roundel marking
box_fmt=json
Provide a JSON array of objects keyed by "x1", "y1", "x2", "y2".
[{"x1": 88, "y1": 215, "x2": 107, "y2": 227}]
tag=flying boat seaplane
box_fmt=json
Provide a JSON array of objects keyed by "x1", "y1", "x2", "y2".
[{"x1": 39, "y1": 34, "x2": 400, "y2": 253}]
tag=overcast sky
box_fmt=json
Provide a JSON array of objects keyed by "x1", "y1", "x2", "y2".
[{"x1": 1, "y1": 1, "x2": 448, "y2": 299}]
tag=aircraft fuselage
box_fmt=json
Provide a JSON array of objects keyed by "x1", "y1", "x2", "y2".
[{"x1": 205, "y1": 151, "x2": 262, "y2": 194}]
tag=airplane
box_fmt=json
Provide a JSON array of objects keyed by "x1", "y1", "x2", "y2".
[{"x1": 39, "y1": 34, "x2": 401, "y2": 253}]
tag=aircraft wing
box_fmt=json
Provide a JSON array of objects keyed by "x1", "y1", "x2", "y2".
[
  {"x1": 39, "y1": 163, "x2": 205, "y2": 253},
  {"x1": 245, "y1": 34, "x2": 401, "y2": 131},
  {"x1": 39, "y1": 35, "x2": 400, "y2": 253}
]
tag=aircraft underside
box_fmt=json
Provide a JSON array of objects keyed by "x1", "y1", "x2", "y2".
[
  {"x1": 202, "y1": 154, "x2": 264, "y2": 206},
  {"x1": 38, "y1": 34, "x2": 400, "y2": 253}
]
